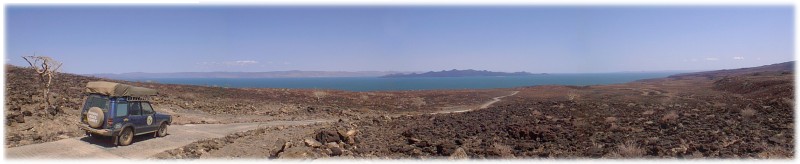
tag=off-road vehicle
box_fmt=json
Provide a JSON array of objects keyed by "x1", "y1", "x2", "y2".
[{"x1": 79, "y1": 81, "x2": 172, "y2": 146}]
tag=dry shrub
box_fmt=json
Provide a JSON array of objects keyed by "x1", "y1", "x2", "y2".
[
  {"x1": 616, "y1": 141, "x2": 646, "y2": 158},
  {"x1": 740, "y1": 108, "x2": 756, "y2": 118},
  {"x1": 312, "y1": 91, "x2": 328, "y2": 101},
  {"x1": 660, "y1": 111, "x2": 679, "y2": 124},
  {"x1": 491, "y1": 143, "x2": 515, "y2": 158},
  {"x1": 179, "y1": 92, "x2": 198, "y2": 100},
  {"x1": 757, "y1": 145, "x2": 792, "y2": 159},
  {"x1": 781, "y1": 97, "x2": 794, "y2": 108},
  {"x1": 604, "y1": 117, "x2": 618, "y2": 123},
  {"x1": 566, "y1": 91, "x2": 579, "y2": 101},
  {"x1": 603, "y1": 152, "x2": 622, "y2": 158},
  {"x1": 410, "y1": 97, "x2": 427, "y2": 107},
  {"x1": 642, "y1": 110, "x2": 655, "y2": 115},
  {"x1": 572, "y1": 118, "x2": 588, "y2": 129},
  {"x1": 688, "y1": 151, "x2": 705, "y2": 159},
  {"x1": 531, "y1": 110, "x2": 542, "y2": 116}
]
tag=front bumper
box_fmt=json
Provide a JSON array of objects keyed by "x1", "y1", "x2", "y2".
[{"x1": 79, "y1": 124, "x2": 114, "y2": 136}]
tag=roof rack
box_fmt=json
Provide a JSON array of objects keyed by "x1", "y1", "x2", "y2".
[{"x1": 125, "y1": 96, "x2": 151, "y2": 102}]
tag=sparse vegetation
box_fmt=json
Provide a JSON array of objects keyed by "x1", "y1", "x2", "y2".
[
  {"x1": 642, "y1": 110, "x2": 655, "y2": 115},
  {"x1": 616, "y1": 141, "x2": 646, "y2": 158},
  {"x1": 410, "y1": 97, "x2": 427, "y2": 107},
  {"x1": 21, "y1": 55, "x2": 63, "y2": 108},
  {"x1": 531, "y1": 110, "x2": 542, "y2": 116},
  {"x1": 491, "y1": 142, "x2": 515, "y2": 158},
  {"x1": 604, "y1": 116, "x2": 618, "y2": 123},
  {"x1": 566, "y1": 91, "x2": 579, "y2": 101},
  {"x1": 312, "y1": 90, "x2": 328, "y2": 102},
  {"x1": 741, "y1": 108, "x2": 756, "y2": 118},
  {"x1": 757, "y1": 145, "x2": 792, "y2": 159},
  {"x1": 660, "y1": 111, "x2": 679, "y2": 124}
]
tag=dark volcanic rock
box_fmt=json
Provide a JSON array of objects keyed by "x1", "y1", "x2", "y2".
[{"x1": 315, "y1": 130, "x2": 341, "y2": 143}]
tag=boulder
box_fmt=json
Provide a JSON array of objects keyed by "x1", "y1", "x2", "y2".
[
  {"x1": 436, "y1": 142, "x2": 457, "y2": 155},
  {"x1": 449, "y1": 148, "x2": 468, "y2": 159},
  {"x1": 346, "y1": 136, "x2": 356, "y2": 145},
  {"x1": 7, "y1": 113, "x2": 24, "y2": 123},
  {"x1": 345, "y1": 129, "x2": 358, "y2": 137},
  {"x1": 304, "y1": 138, "x2": 322, "y2": 148},
  {"x1": 330, "y1": 147, "x2": 343, "y2": 156},
  {"x1": 22, "y1": 111, "x2": 32, "y2": 116},
  {"x1": 278, "y1": 147, "x2": 322, "y2": 159},
  {"x1": 325, "y1": 142, "x2": 339, "y2": 148},
  {"x1": 315, "y1": 130, "x2": 341, "y2": 143}
]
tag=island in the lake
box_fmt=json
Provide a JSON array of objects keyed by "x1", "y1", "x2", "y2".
[{"x1": 380, "y1": 69, "x2": 542, "y2": 78}]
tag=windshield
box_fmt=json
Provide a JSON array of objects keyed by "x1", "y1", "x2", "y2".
[{"x1": 82, "y1": 94, "x2": 110, "y2": 112}]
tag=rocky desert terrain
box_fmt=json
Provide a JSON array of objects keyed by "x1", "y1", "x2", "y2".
[
  {"x1": 5, "y1": 61, "x2": 795, "y2": 159},
  {"x1": 153, "y1": 62, "x2": 794, "y2": 159},
  {"x1": 3, "y1": 64, "x2": 506, "y2": 148}
]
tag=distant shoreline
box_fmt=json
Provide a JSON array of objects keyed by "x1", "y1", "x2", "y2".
[
  {"x1": 117, "y1": 72, "x2": 682, "y2": 92},
  {"x1": 380, "y1": 69, "x2": 541, "y2": 78}
]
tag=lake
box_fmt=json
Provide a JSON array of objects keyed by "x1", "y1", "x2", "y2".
[{"x1": 126, "y1": 72, "x2": 682, "y2": 91}]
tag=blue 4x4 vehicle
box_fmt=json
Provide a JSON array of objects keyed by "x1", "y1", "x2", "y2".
[{"x1": 79, "y1": 81, "x2": 172, "y2": 146}]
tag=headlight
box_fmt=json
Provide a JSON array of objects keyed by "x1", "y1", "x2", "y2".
[{"x1": 114, "y1": 123, "x2": 122, "y2": 129}]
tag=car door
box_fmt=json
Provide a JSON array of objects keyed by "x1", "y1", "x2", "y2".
[
  {"x1": 114, "y1": 101, "x2": 129, "y2": 129},
  {"x1": 140, "y1": 102, "x2": 157, "y2": 132},
  {"x1": 127, "y1": 102, "x2": 148, "y2": 134}
]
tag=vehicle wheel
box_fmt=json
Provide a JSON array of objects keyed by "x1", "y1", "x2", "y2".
[
  {"x1": 118, "y1": 128, "x2": 134, "y2": 146},
  {"x1": 156, "y1": 123, "x2": 168, "y2": 137}
]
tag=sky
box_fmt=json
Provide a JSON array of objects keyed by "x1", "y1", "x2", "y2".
[{"x1": 5, "y1": 6, "x2": 794, "y2": 74}]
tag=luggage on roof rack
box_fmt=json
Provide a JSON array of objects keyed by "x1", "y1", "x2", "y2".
[{"x1": 85, "y1": 81, "x2": 158, "y2": 98}]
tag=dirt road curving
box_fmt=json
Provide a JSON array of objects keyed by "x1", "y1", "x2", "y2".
[
  {"x1": 431, "y1": 91, "x2": 519, "y2": 114},
  {"x1": 478, "y1": 91, "x2": 520, "y2": 109},
  {"x1": 5, "y1": 119, "x2": 331, "y2": 159}
]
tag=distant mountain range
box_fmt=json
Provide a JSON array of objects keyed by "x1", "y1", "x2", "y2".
[
  {"x1": 667, "y1": 61, "x2": 794, "y2": 78},
  {"x1": 381, "y1": 69, "x2": 543, "y2": 78},
  {"x1": 89, "y1": 71, "x2": 415, "y2": 79}
]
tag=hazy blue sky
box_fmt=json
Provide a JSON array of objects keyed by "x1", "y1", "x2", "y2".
[{"x1": 6, "y1": 6, "x2": 794, "y2": 74}]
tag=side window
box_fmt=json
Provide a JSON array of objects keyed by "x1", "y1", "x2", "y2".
[
  {"x1": 129, "y1": 102, "x2": 142, "y2": 116},
  {"x1": 141, "y1": 102, "x2": 154, "y2": 115},
  {"x1": 115, "y1": 102, "x2": 129, "y2": 117}
]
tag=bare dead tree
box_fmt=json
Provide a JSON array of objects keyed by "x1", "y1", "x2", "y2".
[{"x1": 22, "y1": 54, "x2": 63, "y2": 107}]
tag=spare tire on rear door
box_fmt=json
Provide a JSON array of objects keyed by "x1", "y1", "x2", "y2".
[{"x1": 86, "y1": 107, "x2": 105, "y2": 128}]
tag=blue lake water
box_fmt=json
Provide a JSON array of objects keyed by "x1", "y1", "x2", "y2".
[{"x1": 126, "y1": 72, "x2": 682, "y2": 91}]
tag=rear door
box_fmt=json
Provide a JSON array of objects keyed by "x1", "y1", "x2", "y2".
[
  {"x1": 114, "y1": 101, "x2": 129, "y2": 129},
  {"x1": 127, "y1": 102, "x2": 149, "y2": 134}
]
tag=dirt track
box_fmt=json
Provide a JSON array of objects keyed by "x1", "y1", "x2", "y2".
[
  {"x1": 430, "y1": 91, "x2": 519, "y2": 114},
  {"x1": 5, "y1": 120, "x2": 330, "y2": 159}
]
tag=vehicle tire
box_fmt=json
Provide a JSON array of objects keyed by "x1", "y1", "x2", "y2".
[
  {"x1": 156, "y1": 123, "x2": 168, "y2": 137},
  {"x1": 118, "y1": 128, "x2": 134, "y2": 146},
  {"x1": 86, "y1": 107, "x2": 105, "y2": 128}
]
